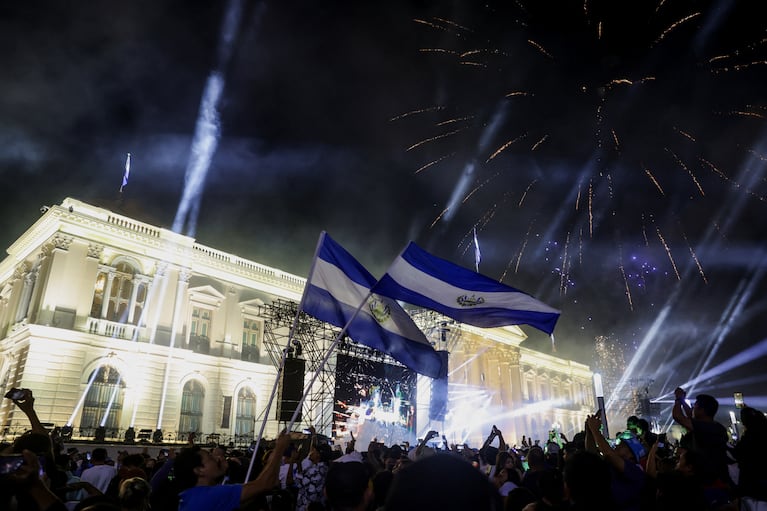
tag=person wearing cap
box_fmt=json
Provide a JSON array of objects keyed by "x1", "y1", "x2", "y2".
[{"x1": 585, "y1": 414, "x2": 646, "y2": 511}]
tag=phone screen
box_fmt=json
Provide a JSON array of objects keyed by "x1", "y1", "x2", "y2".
[{"x1": 734, "y1": 392, "x2": 744, "y2": 408}]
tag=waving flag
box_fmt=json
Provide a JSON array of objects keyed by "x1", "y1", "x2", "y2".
[
  {"x1": 375, "y1": 242, "x2": 561, "y2": 335},
  {"x1": 301, "y1": 232, "x2": 446, "y2": 379},
  {"x1": 120, "y1": 153, "x2": 131, "y2": 192}
]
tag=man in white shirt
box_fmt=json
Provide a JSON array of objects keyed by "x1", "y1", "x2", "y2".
[{"x1": 79, "y1": 447, "x2": 117, "y2": 493}]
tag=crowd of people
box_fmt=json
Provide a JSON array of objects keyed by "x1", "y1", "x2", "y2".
[{"x1": 2, "y1": 386, "x2": 766, "y2": 510}]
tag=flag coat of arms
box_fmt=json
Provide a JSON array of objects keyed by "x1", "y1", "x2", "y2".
[
  {"x1": 302, "y1": 233, "x2": 446, "y2": 379},
  {"x1": 375, "y1": 242, "x2": 561, "y2": 335}
]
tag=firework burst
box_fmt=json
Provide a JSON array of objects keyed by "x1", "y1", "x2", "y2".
[{"x1": 394, "y1": 0, "x2": 767, "y2": 314}]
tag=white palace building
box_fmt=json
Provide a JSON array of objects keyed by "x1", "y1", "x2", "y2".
[{"x1": 0, "y1": 197, "x2": 595, "y2": 447}]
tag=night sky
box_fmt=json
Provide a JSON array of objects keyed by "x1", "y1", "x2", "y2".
[{"x1": 1, "y1": 1, "x2": 765, "y2": 410}]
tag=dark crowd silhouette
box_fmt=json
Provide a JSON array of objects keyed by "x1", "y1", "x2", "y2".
[{"x1": 2, "y1": 386, "x2": 766, "y2": 511}]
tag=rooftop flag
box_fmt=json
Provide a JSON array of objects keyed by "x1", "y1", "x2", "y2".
[
  {"x1": 120, "y1": 153, "x2": 131, "y2": 192},
  {"x1": 301, "y1": 232, "x2": 446, "y2": 379},
  {"x1": 374, "y1": 242, "x2": 561, "y2": 335}
]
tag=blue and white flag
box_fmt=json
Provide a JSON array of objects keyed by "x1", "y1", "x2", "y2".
[
  {"x1": 120, "y1": 153, "x2": 131, "y2": 192},
  {"x1": 301, "y1": 232, "x2": 446, "y2": 379},
  {"x1": 374, "y1": 242, "x2": 561, "y2": 335}
]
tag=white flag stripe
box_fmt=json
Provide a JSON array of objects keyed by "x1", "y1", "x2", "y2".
[
  {"x1": 312, "y1": 258, "x2": 430, "y2": 344},
  {"x1": 386, "y1": 256, "x2": 560, "y2": 314}
]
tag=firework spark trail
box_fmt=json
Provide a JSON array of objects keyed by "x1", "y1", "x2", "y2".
[
  {"x1": 462, "y1": 171, "x2": 501, "y2": 204},
  {"x1": 618, "y1": 254, "x2": 635, "y2": 311},
  {"x1": 611, "y1": 129, "x2": 620, "y2": 151},
  {"x1": 389, "y1": 106, "x2": 445, "y2": 121},
  {"x1": 643, "y1": 164, "x2": 665, "y2": 195},
  {"x1": 673, "y1": 126, "x2": 697, "y2": 142},
  {"x1": 527, "y1": 39, "x2": 553, "y2": 59},
  {"x1": 730, "y1": 110, "x2": 766, "y2": 119},
  {"x1": 579, "y1": 227, "x2": 584, "y2": 265},
  {"x1": 437, "y1": 115, "x2": 474, "y2": 126},
  {"x1": 656, "y1": 226, "x2": 681, "y2": 280},
  {"x1": 575, "y1": 180, "x2": 583, "y2": 211},
  {"x1": 531, "y1": 135, "x2": 549, "y2": 151},
  {"x1": 641, "y1": 214, "x2": 650, "y2": 246},
  {"x1": 407, "y1": 128, "x2": 466, "y2": 151},
  {"x1": 666, "y1": 148, "x2": 705, "y2": 196},
  {"x1": 460, "y1": 61, "x2": 487, "y2": 68},
  {"x1": 679, "y1": 226, "x2": 708, "y2": 284},
  {"x1": 560, "y1": 231, "x2": 571, "y2": 295},
  {"x1": 420, "y1": 48, "x2": 459, "y2": 56},
  {"x1": 505, "y1": 91, "x2": 532, "y2": 97},
  {"x1": 654, "y1": 12, "x2": 701, "y2": 45},
  {"x1": 413, "y1": 18, "x2": 464, "y2": 35},
  {"x1": 486, "y1": 133, "x2": 527, "y2": 162},
  {"x1": 699, "y1": 157, "x2": 767, "y2": 202},
  {"x1": 432, "y1": 17, "x2": 474, "y2": 34},
  {"x1": 429, "y1": 208, "x2": 450, "y2": 229},
  {"x1": 415, "y1": 153, "x2": 455, "y2": 174},
  {"x1": 501, "y1": 221, "x2": 534, "y2": 280},
  {"x1": 518, "y1": 179, "x2": 537, "y2": 207}
]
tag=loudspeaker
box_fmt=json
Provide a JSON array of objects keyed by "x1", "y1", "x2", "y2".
[
  {"x1": 279, "y1": 357, "x2": 305, "y2": 422},
  {"x1": 429, "y1": 351, "x2": 449, "y2": 421}
]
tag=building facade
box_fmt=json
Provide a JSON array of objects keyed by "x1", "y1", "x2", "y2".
[{"x1": 0, "y1": 198, "x2": 593, "y2": 447}]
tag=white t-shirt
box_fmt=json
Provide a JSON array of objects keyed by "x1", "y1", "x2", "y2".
[{"x1": 80, "y1": 463, "x2": 117, "y2": 493}]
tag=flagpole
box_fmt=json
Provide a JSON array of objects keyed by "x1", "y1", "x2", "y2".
[
  {"x1": 285, "y1": 288, "x2": 375, "y2": 433},
  {"x1": 244, "y1": 232, "x2": 327, "y2": 482}
]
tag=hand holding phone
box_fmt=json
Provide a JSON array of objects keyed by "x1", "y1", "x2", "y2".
[{"x1": 4, "y1": 388, "x2": 26, "y2": 401}]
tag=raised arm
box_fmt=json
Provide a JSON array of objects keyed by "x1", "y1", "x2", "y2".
[
  {"x1": 493, "y1": 426, "x2": 508, "y2": 452},
  {"x1": 585, "y1": 415, "x2": 626, "y2": 473},
  {"x1": 7, "y1": 388, "x2": 47, "y2": 435},
  {"x1": 241, "y1": 432, "x2": 291, "y2": 503},
  {"x1": 416, "y1": 430, "x2": 439, "y2": 458}
]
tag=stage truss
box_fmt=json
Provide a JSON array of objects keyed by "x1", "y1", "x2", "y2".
[
  {"x1": 256, "y1": 302, "x2": 465, "y2": 437},
  {"x1": 258, "y1": 299, "x2": 342, "y2": 436}
]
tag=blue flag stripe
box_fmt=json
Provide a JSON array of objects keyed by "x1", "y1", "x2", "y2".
[
  {"x1": 375, "y1": 242, "x2": 561, "y2": 335},
  {"x1": 385, "y1": 250, "x2": 559, "y2": 314},
  {"x1": 303, "y1": 285, "x2": 445, "y2": 378},
  {"x1": 301, "y1": 233, "x2": 446, "y2": 378}
]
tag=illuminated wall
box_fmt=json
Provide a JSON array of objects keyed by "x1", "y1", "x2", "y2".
[{"x1": 0, "y1": 197, "x2": 593, "y2": 447}]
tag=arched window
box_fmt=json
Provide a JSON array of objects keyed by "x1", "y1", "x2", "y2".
[
  {"x1": 179, "y1": 380, "x2": 205, "y2": 434},
  {"x1": 235, "y1": 387, "x2": 257, "y2": 438},
  {"x1": 90, "y1": 261, "x2": 146, "y2": 325},
  {"x1": 79, "y1": 365, "x2": 125, "y2": 434}
]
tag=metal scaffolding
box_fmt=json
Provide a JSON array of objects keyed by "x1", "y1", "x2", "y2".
[{"x1": 258, "y1": 299, "x2": 341, "y2": 436}]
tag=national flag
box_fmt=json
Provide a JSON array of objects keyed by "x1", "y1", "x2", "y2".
[
  {"x1": 301, "y1": 232, "x2": 446, "y2": 379},
  {"x1": 120, "y1": 153, "x2": 131, "y2": 192},
  {"x1": 374, "y1": 242, "x2": 561, "y2": 335}
]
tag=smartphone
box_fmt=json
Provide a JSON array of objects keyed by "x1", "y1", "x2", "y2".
[
  {"x1": 657, "y1": 433, "x2": 667, "y2": 449},
  {"x1": 0, "y1": 454, "x2": 25, "y2": 475},
  {"x1": 734, "y1": 392, "x2": 744, "y2": 409},
  {"x1": 4, "y1": 388, "x2": 25, "y2": 400}
]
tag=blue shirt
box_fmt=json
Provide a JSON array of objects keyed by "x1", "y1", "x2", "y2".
[{"x1": 178, "y1": 484, "x2": 242, "y2": 511}]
